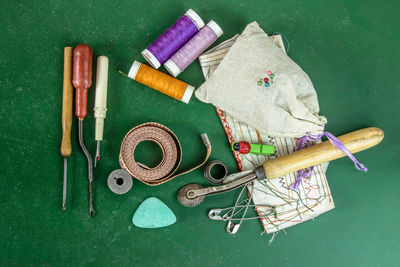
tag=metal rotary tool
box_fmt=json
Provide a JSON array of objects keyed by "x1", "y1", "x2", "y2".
[
  {"x1": 177, "y1": 127, "x2": 384, "y2": 207},
  {"x1": 177, "y1": 170, "x2": 258, "y2": 207},
  {"x1": 94, "y1": 56, "x2": 109, "y2": 167}
]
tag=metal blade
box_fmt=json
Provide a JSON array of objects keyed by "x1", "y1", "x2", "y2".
[
  {"x1": 94, "y1": 141, "x2": 100, "y2": 167},
  {"x1": 223, "y1": 169, "x2": 254, "y2": 184}
]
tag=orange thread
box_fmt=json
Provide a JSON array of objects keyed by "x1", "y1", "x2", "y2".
[{"x1": 135, "y1": 63, "x2": 188, "y2": 101}]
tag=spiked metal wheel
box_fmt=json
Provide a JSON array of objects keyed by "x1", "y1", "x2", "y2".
[{"x1": 177, "y1": 183, "x2": 205, "y2": 207}]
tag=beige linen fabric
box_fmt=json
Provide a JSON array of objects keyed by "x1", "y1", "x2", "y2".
[
  {"x1": 198, "y1": 33, "x2": 334, "y2": 234},
  {"x1": 195, "y1": 22, "x2": 327, "y2": 137}
]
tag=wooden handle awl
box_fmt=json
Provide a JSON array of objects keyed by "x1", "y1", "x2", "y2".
[
  {"x1": 263, "y1": 127, "x2": 384, "y2": 180},
  {"x1": 61, "y1": 47, "x2": 73, "y2": 157}
]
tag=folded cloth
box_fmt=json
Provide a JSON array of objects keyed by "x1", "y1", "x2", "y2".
[
  {"x1": 195, "y1": 22, "x2": 327, "y2": 137},
  {"x1": 198, "y1": 33, "x2": 334, "y2": 234}
]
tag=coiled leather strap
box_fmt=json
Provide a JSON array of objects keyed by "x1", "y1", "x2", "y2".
[{"x1": 119, "y1": 122, "x2": 211, "y2": 186}]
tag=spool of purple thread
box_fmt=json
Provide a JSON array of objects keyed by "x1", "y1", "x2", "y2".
[
  {"x1": 164, "y1": 21, "x2": 223, "y2": 77},
  {"x1": 141, "y1": 9, "x2": 204, "y2": 69}
]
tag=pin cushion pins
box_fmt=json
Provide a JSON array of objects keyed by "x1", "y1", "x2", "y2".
[{"x1": 258, "y1": 70, "x2": 275, "y2": 87}]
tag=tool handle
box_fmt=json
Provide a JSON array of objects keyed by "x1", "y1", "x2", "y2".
[
  {"x1": 263, "y1": 127, "x2": 384, "y2": 180},
  {"x1": 61, "y1": 47, "x2": 74, "y2": 157},
  {"x1": 73, "y1": 44, "x2": 92, "y2": 119},
  {"x1": 94, "y1": 56, "x2": 109, "y2": 141}
]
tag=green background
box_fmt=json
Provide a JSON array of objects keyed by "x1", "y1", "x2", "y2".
[{"x1": 1, "y1": 0, "x2": 399, "y2": 266}]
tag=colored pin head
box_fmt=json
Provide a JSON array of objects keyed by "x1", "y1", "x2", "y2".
[{"x1": 257, "y1": 70, "x2": 275, "y2": 86}]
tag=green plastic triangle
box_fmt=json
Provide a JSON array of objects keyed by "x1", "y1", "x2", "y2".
[{"x1": 132, "y1": 197, "x2": 176, "y2": 228}]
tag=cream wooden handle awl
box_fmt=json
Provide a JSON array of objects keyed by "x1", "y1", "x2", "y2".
[
  {"x1": 263, "y1": 127, "x2": 384, "y2": 180},
  {"x1": 94, "y1": 56, "x2": 109, "y2": 141}
]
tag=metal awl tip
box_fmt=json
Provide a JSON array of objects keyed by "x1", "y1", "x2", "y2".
[{"x1": 62, "y1": 157, "x2": 67, "y2": 210}]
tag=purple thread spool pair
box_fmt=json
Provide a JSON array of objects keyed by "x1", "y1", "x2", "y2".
[
  {"x1": 164, "y1": 21, "x2": 223, "y2": 77},
  {"x1": 141, "y1": 9, "x2": 205, "y2": 69}
]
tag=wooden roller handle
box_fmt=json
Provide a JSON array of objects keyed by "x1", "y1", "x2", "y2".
[
  {"x1": 263, "y1": 127, "x2": 384, "y2": 180},
  {"x1": 61, "y1": 47, "x2": 74, "y2": 157}
]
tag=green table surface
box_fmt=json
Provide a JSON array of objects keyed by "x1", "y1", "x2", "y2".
[{"x1": 1, "y1": 0, "x2": 399, "y2": 266}]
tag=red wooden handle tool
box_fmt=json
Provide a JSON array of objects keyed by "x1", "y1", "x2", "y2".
[
  {"x1": 72, "y1": 44, "x2": 92, "y2": 119},
  {"x1": 72, "y1": 44, "x2": 95, "y2": 216}
]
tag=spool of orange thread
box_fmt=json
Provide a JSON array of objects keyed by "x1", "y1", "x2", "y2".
[{"x1": 127, "y1": 61, "x2": 195, "y2": 104}]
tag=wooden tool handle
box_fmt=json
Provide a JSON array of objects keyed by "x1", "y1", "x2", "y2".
[
  {"x1": 61, "y1": 47, "x2": 73, "y2": 157},
  {"x1": 263, "y1": 127, "x2": 384, "y2": 180}
]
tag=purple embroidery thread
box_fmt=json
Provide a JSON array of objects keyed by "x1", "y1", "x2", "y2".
[
  {"x1": 164, "y1": 20, "x2": 223, "y2": 77},
  {"x1": 290, "y1": 131, "x2": 368, "y2": 190},
  {"x1": 141, "y1": 9, "x2": 204, "y2": 69}
]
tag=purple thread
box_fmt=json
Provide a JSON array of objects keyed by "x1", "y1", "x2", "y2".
[
  {"x1": 169, "y1": 25, "x2": 219, "y2": 72},
  {"x1": 147, "y1": 14, "x2": 199, "y2": 65},
  {"x1": 290, "y1": 131, "x2": 368, "y2": 190}
]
